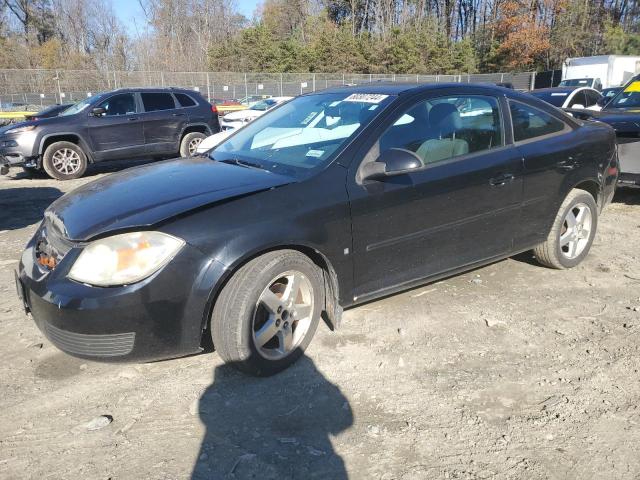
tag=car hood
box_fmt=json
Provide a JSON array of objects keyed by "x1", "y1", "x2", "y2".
[
  {"x1": 595, "y1": 107, "x2": 640, "y2": 122},
  {"x1": 0, "y1": 120, "x2": 35, "y2": 134},
  {"x1": 568, "y1": 108, "x2": 640, "y2": 132},
  {"x1": 46, "y1": 157, "x2": 294, "y2": 241},
  {"x1": 223, "y1": 110, "x2": 263, "y2": 121},
  {"x1": 0, "y1": 114, "x2": 77, "y2": 135}
]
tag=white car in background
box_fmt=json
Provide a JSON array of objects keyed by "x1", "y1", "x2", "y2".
[
  {"x1": 220, "y1": 96, "x2": 292, "y2": 131},
  {"x1": 529, "y1": 86, "x2": 603, "y2": 111},
  {"x1": 197, "y1": 96, "x2": 292, "y2": 154},
  {"x1": 195, "y1": 129, "x2": 235, "y2": 154}
]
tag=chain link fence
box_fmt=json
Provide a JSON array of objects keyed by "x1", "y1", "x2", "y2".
[{"x1": 0, "y1": 69, "x2": 536, "y2": 109}]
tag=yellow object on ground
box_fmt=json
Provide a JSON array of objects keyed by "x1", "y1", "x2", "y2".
[
  {"x1": 216, "y1": 104, "x2": 247, "y2": 115},
  {"x1": 0, "y1": 111, "x2": 35, "y2": 119}
]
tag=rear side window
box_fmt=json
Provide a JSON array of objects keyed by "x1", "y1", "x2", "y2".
[
  {"x1": 568, "y1": 91, "x2": 586, "y2": 108},
  {"x1": 510, "y1": 102, "x2": 566, "y2": 142},
  {"x1": 141, "y1": 92, "x2": 176, "y2": 112},
  {"x1": 175, "y1": 93, "x2": 197, "y2": 107},
  {"x1": 584, "y1": 90, "x2": 601, "y2": 107}
]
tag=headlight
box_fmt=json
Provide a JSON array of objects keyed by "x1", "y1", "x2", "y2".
[
  {"x1": 6, "y1": 125, "x2": 36, "y2": 134},
  {"x1": 68, "y1": 231, "x2": 185, "y2": 286}
]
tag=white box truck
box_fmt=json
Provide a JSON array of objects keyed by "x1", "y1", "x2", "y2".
[{"x1": 560, "y1": 55, "x2": 640, "y2": 90}]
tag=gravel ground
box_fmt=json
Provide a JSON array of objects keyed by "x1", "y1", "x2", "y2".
[{"x1": 1, "y1": 162, "x2": 640, "y2": 480}]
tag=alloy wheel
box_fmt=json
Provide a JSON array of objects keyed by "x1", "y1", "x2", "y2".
[
  {"x1": 51, "y1": 148, "x2": 81, "y2": 175},
  {"x1": 188, "y1": 138, "x2": 202, "y2": 155},
  {"x1": 252, "y1": 270, "x2": 314, "y2": 360},
  {"x1": 559, "y1": 202, "x2": 592, "y2": 259}
]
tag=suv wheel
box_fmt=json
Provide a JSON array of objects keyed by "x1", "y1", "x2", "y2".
[
  {"x1": 180, "y1": 132, "x2": 206, "y2": 157},
  {"x1": 211, "y1": 250, "x2": 324, "y2": 376},
  {"x1": 42, "y1": 141, "x2": 87, "y2": 180}
]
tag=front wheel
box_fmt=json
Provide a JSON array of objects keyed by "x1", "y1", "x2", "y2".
[
  {"x1": 211, "y1": 250, "x2": 324, "y2": 376},
  {"x1": 533, "y1": 189, "x2": 598, "y2": 269},
  {"x1": 42, "y1": 141, "x2": 87, "y2": 180},
  {"x1": 179, "y1": 132, "x2": 206, "y2": 157}
]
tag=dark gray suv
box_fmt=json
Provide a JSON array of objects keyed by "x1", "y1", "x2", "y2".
[{"x1": 0, "y1": 87, "x2": 220, "y2": 180}]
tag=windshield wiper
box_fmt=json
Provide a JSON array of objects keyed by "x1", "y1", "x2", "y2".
[{"x1": 220, "y1": 158, "x2": 269, "y2": 172}]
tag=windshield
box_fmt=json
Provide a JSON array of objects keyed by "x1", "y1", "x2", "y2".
[
  {"x1": 212, "y1": 92, "x2": 393, "y2": 176},
  {"x1": 608, "y1": 80, "x2": 640, "y2": 109},
  {"x1": 530, "y1": 91, "x2": 569, "y2": 107},
  {"x1": 60, "y1": 93, "x2": 104, "y2": 116},
  {"x1": 559, "y1": 79, "x2": 592, "y2": 87},
  {"x1": 250, "y1": 99, "x2": 276, "y2": 111}
]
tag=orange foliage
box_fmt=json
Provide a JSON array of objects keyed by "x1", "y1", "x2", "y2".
[{"x1": 493, "y1": 0, "x2": 551, "y2": 70}]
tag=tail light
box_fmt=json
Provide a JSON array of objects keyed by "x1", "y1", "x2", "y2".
[{"x1": 211, "y1": 104, "x2": 218, "y2": 114}]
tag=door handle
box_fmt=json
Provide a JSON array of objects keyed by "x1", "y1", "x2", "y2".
[
  {"x1": 128, "y1": 117, "x2": 139, "y2": 121},
  {"x1": 489, "y1": 173, "x2": 515, "y2": 187},
  {"x1": 172, "y1": 112, "x2": 185, "y2": 117},
  {"x1": 556, "y1": 158, "x2": 577, "y2": 171}
]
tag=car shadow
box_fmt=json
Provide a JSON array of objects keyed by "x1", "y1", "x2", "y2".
[
  {"x1": 191, "y1": 356, "x2": 352, "y2": 480},
  {"x1": 613, "y1": 188, "x2": 640, "y2": 206},
  {"x1": 0, "y1": 187, "x2": 63, "y2": 230}
]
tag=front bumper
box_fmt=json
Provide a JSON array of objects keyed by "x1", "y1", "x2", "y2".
[
  {"x1": 0, "y1": 132, "x2": 39, "y2": 166},
  {"x1": 16, "y1": 226, "x2": 226, "y2": 362}
]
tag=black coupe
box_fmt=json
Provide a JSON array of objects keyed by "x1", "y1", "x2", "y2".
[{"x1": 16, "y1": 83, "x2": 618, "y2": 376}]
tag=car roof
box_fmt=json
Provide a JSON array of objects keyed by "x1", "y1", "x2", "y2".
[
  {"x1": 108, "y1": 87, "x2": 201, "y2": 94},
  {"x1": 532, "y1": 86, "x2": 582, "y2": 94},
  {"x1": 313, "y1": 82, "x2": 514, "y2": 96}
]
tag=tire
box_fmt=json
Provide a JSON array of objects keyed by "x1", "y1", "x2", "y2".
[
  {"x1": 211, "y1": 250, "x2": 324, "y2": 376},
  {"x1": 179, "y1": 132, "x2": 206, "y2": 157},
  {"x1": 42, "y1": 141, "x2": 87, "y2": 180},
  {"x1": 533, "y1": 189, "x2": 598, "y2": 269}
]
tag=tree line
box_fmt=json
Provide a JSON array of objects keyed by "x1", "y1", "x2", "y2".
[{"x1": 1, "y1": 0, "x2": 639, "y2": 74}]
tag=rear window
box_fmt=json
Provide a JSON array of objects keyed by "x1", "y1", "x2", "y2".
[
  {"x1": 510, "y1": 101, "x2": 566, "y2": 142},
  {"x1": 175, "y1": 93, "x2": 197, "y2": 107},
  {"x1": 141, "y1": 92, "x2": 176, "y2": 112}
]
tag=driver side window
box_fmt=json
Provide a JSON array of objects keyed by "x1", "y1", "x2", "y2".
[
  {"x1": 98, "y1": 94, "x2": 137, "y2": 116},
  {"x1": 377, "y1": 95, "x2": 503, "y2": 166}
]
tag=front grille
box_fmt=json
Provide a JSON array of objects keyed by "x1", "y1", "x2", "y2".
[{"x1": 44, "y1": 323, "x2": 135, "y2": 357}]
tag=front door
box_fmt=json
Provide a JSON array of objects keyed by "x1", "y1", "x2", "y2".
[
  {"x1": 87, "y1": 93, "x2": 144, "y2": 160},
  {"x1": 347, "y1": 93, "x2": 523, "y2": 300}
]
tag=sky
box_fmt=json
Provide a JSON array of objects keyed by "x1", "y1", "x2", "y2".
[{"x1": 112, "y1": 0, "x2": 262, "y2": 34}]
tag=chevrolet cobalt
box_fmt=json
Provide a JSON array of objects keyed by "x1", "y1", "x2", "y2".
[{"x1": 17, "y1": 84, "x2": 618, "y2": 376}]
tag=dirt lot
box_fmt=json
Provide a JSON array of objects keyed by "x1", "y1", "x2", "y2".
[{"x1": 1, "y1": 163, "x2": 640, "y2": 480}]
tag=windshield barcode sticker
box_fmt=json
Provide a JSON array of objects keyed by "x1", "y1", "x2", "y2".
[
  {"x1": 306, "y1": 149, "x2": 324, "y2": 158},
  {"x1": 344, "y1": 93, "x2": 389, "y2": 104}
]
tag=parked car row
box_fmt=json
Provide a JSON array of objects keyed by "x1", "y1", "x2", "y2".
[
  {"x1": 15, "y1": 82, "x2": 619, "y2": 376},
  {"x1": 528, "y1": 73, "x2": 640, "y2": 188}
]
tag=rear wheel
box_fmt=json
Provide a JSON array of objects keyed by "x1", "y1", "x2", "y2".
[
  {"x1": 42, "y1": 141, "x2": 87, "y2": 180},
  {"x1": 533, "y1": 189, "x2": 598, "y2": 269},
  {"x1": 179, "y1": 132, "x2": 206, "y2": 157},
  {"x1": 211, "y1": 250, "x2": 323, "y2": 376}
]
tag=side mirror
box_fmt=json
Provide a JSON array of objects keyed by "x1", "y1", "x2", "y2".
[
  {"x1": 91, "y1": 107, "x2": 106, "y2": 117},
  {"x1": 572, "y1": 104, "x2": 585, "y2": 110},
  {"x1": 361, "y1": 148, "x2": 422, "y2": 180}
]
